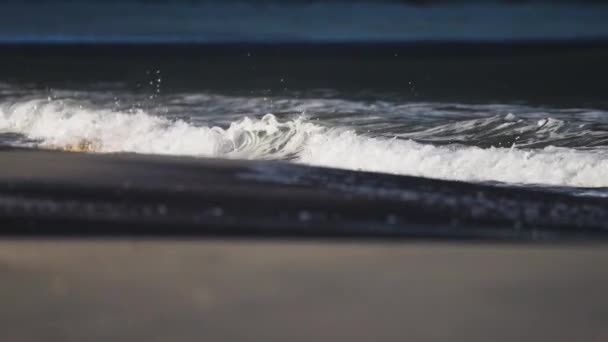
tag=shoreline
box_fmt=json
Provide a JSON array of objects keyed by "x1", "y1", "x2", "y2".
[{"x1": 1, "y1": 148, "x2": 607, "y2": 239}]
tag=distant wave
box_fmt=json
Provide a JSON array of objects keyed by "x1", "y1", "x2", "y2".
[{"x1": 1, "y1": 98, "x2": 607, "y2": 188}]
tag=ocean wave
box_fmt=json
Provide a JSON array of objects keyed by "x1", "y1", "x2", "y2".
[
  {"x1": 0, "y1": 99, "x2": 321, "y2": 158},
  {"x1": 395, "y1": 114, "x2": 608, "y2": 148},
  {"x1": 1, "y1": 99, "x2": 607, "y2": 188}
]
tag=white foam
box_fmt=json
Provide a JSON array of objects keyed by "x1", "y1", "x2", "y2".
[
  {"x1": 1, "y1": 99, "x2": 607, "y2": 188},
  {"x1": 0, "y1": 99, "x2": 320, "y2": 158},
  {"x1": 299, "y1": 130, "x2": 608, "y2": 188}
]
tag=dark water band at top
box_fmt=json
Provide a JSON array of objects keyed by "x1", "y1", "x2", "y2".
[{"x1": 2, "y1": 41, "x2": 607, "y2": 107}]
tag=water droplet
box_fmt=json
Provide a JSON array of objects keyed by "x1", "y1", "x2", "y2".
[
  {"x1": 298, "y1": 210, "x2": 312, "y2": 222},
  {"x1": 210, "y1": 207, "x2": 224, "y2": 217}
]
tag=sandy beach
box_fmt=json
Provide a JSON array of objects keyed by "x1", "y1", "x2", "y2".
[{"x1": 1, "y1": 239, "x2": 608, "y2": 341}]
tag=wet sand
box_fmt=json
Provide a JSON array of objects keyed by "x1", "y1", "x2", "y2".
[{"x1": 0, "y1": 148, "x2": 607, "y2": 239}]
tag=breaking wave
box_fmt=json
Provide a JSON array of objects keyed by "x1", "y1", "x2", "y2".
[{"x1": 1, "y1": 99, "x2": 607, "y2": 188}]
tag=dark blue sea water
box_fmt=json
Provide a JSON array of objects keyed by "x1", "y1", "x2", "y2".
[{"x1": 0, "y1": 1, "x2": 607, "y2": 43}]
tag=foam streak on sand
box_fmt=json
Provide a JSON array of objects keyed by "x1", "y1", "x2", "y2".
[{"x1": 1, "y1": 99, "x2": 607, "y2": 188}]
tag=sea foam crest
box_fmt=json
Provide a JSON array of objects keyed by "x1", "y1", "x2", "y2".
[
  {"x1": 1, "y1": 99, "x2": 607, "y2": 188},
  {"x1": 0, "y1": 99, "x2": 320, "y2": 158}
]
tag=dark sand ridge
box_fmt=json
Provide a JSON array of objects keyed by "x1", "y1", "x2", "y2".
[{"x1": 0, "y1": 148, "x2": 607, "y2": 239}]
